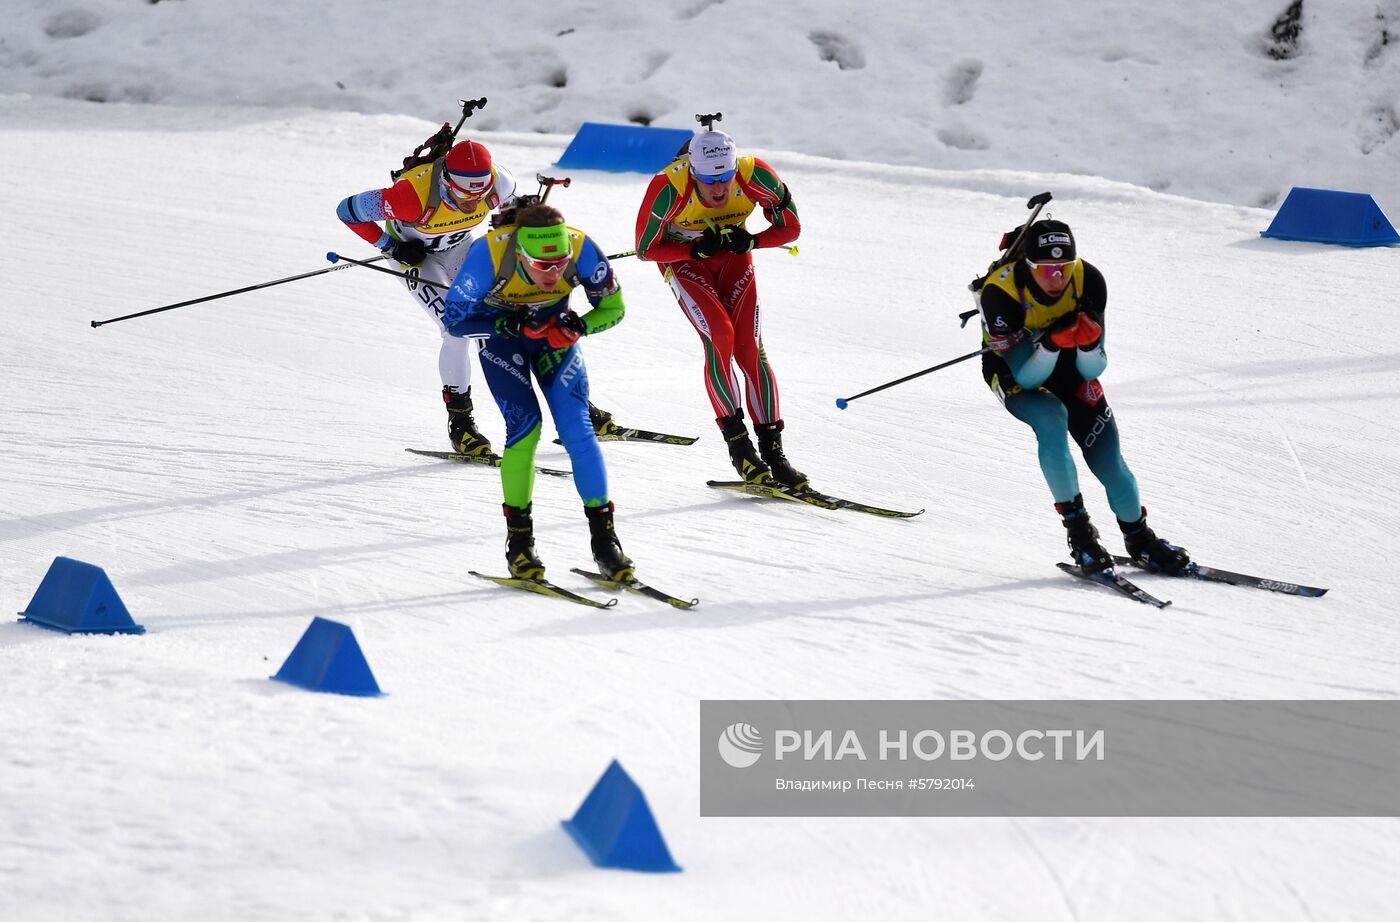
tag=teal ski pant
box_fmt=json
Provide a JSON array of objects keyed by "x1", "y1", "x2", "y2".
[{"x1": 1004, "y1": 380, "x2": 1141, "y2": 522}]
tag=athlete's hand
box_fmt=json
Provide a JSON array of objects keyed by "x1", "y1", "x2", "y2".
[
  {"x1": 494, "y1": 312, "x2": 526, "y2": 337},
  {"x1": 523, "y1": 313, "x2": 583, "y2": 349},
  {"x1": 689, "y1": 227, "x2": 723, "y2": 260},
  {"x1": 557, "y1": 309, "x2": 588, "y2": 336},
  {"x1": 721, "y1": 226, "x2": 757, "y2": 253},
  {"x1": 384, "y1": 238, "x2": 428, "y2": 266},
  {"x1": 1047, "y1": 312, "x2": 1102, "y2": 350}
]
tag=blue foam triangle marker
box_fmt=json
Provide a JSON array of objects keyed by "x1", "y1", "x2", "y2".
[
  {"x1": 271, "y1": 616, "x2": 382, "y2": 696},
  {"x1": 555, "y1": 122, "x2": 693, "y2": 174},
  {"x1": 1260, "y1": 187, "x2": 1400, "y2": 246},
  {"x1": 562, "y1": 759, "x2": 681, "y2": 872},
  {"x1": 19, "y1": 556, "x2": 144, "y2": 635}
]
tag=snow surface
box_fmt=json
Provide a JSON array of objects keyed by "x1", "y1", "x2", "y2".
[
  {"x1": 2, "y1": 0, "x2": 1399, "y2": 212},
  {"x1": 2, "y1": 93, "x2": 1399, "y2": 921},
  {"x1": 5, "y1": 0, "x2": 1400, "y2": 914}
]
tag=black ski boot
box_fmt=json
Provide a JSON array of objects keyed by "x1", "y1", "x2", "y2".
[
  {"x1": 1119, "y1": 507, "x2": 1191, "y2": 575},
  {"x1": 588, "y1": 402, "x2": 619, "y2": 438},
  {"x1": 754, "y1": 420, "x2": 809, "y2": 490},
  {"x1": 584, "y1": 501, "x2": 635, "y2": 581},
  {"x1": 444, "y1": 386, "x2": 493, "y2": 457},
  {"x1": 1056, "y1": 494, "x2": 1114, "y2": 573},
  {"x1": 718, "y1": 411, "x2": 773, "y2": 485},
  {"x1": 503, "y1": 503, "x2": 545, "y2": 580}
]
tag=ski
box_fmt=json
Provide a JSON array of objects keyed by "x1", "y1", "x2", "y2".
[
  {"x1": 570, "y1": 568, "x2": 700, "y2": 610},
  {"x1": 469, "y1": 570, "x2": 617, "y2": 608},
  {"x1": 405, "y1": 448, "x2": 571, "y2": 477},
  {"x1": 1056, "y1": 562, "x2": 1172, "y2": 608},
  {"x1": 707, "y1": 479, "x2": 833, "y2": 507},
  {"x1": 800, "y1": 487, "x2": 925, "y2": 519},
  {"x1": 1111, "y1": 556, "x2": 1328, "y2": 597},
  {"x1": 706, "y1": 480, "x2": 922, "y2": 518},
  {"x1": 554, "y1": 426, "x2": 699, "y2": 446}
]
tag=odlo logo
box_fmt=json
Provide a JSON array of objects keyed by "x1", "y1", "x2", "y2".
[{"x1": 718, "y1": 723, "x2": 763, "y2": 768}]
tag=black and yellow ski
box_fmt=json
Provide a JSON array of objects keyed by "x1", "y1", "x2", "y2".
[
  {"x1": 706, "y1": 480, "x2": 922, "y2": 518},
  {"x1": 406, "y1": 449, "x2": 571, "y2": 477},
  {"x1": 469, "y1": 571, "x2": 617, "y2": 608},
  {"x1": 570, "y1": 568, "x2": 699, "y2": 610}
]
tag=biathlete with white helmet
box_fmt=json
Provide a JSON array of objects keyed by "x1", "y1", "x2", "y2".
[
  {"x1": 337, "y1": 139, "x2": 516, "y2": 457},
  {"x1": 633, "y1": 127, "x2": 806, "y2": 488},
  {"x1": 441, "y1": 203, "x2": 633, "y2": 582},
  {"x1": 977, "y1": 218, "x2": 1190, "y2": 575}
]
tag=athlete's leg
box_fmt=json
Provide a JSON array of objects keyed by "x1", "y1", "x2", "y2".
[
  {"x1": 1063, "y1": 379, "x2": 1142, "y2": 522},
  {"x1": 400, "y1": 246, "x2": 492, "y2": 452},
  {"x1": 534, "y1": 339, "x2": 632, "y2": 576},
  {"x1": 533, "y1": 341, "x2": 609, "y2": 507},
  {"x1": 720, "y1": 253, "x2": 782, "y2": 425},
  {"x1": 478, "y1": 337, "x2": 542, "y2": 508},
  {"x1": 1004, "y1": 389, "x2": 1080, "y2": 503},
  {"x1": 402, "y1": 246, "x2": 474, "y2": 386},
  {"x1": 666, "y1": 261, "x2": 744, "y2": 419}
]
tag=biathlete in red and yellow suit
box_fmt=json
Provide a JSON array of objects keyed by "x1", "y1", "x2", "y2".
[
  {"x1": 634, "y1": 129, "x2": 807, "y2": 488},
  {"x1": 337, "y1": 140, "x2": 516, "y2": 457}
]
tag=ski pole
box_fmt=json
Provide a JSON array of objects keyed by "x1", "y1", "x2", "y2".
[
  {"x1": 835, "y1": 346, "x2": 995, "y2": 409},
  {"x1": 835, "y1": 330, "x2": 1044, "y2": 409},
  {"x1": 90, "y1": 255, "x2": 389, "y2": 328},
  {"x1": 325, "y1": 251, "x2": 453, "y2": 291}
]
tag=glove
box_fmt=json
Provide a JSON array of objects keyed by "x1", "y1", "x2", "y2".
[
  {"x1": 384, "y1": 238, "x2": 428, "y2": 266},
  {"x1": 494, "y1": 312, "x2": 526, "y2": 338},
  {"x1": 557, "y1": 309, "x2": 588, "y2": 336},
  {"x1": 689, "y1": 227, "x2": 723, "y2": 260},
  {"x1": 523, "y1": 312, "x2": 584, "y2": 350},
  {"x1": 721, "y1": 226, "x2": 757, "y2": 253},
  {"x1": 1047, "y1": 312, "x2": 1103, "y2": 350}
]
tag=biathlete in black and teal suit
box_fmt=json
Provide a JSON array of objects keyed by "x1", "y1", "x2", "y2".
[
  {"x1": 977, "y1": 218, "x2": 1190, "y2": 575},
  {"x1": 442, "y1": 203, "x2": 633, "y2": 582}
]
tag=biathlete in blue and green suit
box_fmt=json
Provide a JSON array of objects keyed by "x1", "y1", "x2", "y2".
[{"x1": 443, "y1": 202, "x2": 632, "y2": 582}]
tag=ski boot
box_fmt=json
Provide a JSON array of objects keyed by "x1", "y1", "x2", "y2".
[
  {"x1": 584, "y1": 501, "x2": 635, "y2": 582},
  {"x1": 1119, "y1": 507, "x2": 1191, "y2": 575},
  {"x1": 754, "y1": 420, "x2": 810, "y2": 490},
  {"x1": 718, "y1": 411, "x2": 774, "y2": 485},
  {"x1": 1056, "y1": 494, "x2": 1114, "y2": 573},
  {"x1": 444, "y1": 386, "x2": 493, "y2": 457},
  {"x1": 503, "y1": 503, "x2": 545, "y2": 580},
  {"x1": 588, "y1": 402, "x2": 620, "y2": 438}
]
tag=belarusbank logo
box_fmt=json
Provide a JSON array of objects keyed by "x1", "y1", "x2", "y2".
[{"x1": 717, "y1": 723, "x2": 763, "y2": 768}]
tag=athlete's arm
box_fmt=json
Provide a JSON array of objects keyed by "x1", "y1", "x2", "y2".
[
  {"x1": 742, "y1": 157, "x2": 801, "y2": 249},
  {"x1": 336, "y1": 179, "x2": 428, "y2": 247},
  {"x1": 634, "y1": 175, "x2": 693, "y2": 263},
  {"x1": 574, "y1": 237, "x2": 625, "y2": 335},
  {"x1": 442, "y1": 239, "x2": 502, "y2": 337}
]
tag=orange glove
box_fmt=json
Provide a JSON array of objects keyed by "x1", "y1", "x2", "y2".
[
  {"x1": 523, "y1": 312, "x2": 585, "y2": 350},
  {"x1": 1048, "y1": 312, "x2": 1102, "y2": 349}
]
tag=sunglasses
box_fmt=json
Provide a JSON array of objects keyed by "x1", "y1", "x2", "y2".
[
  {"x1": 517, "y1": 248, "x2": 571, "y2": 272},
  {"x1": 692, "y1": 168, "x2": 737, "y2": 185},
  {"x1": 446, "y1": 174, "x2": 491, "y2": 200},
  {"x1": 1027, "y1": 259, "x2": 1077, "y2": 285}
]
